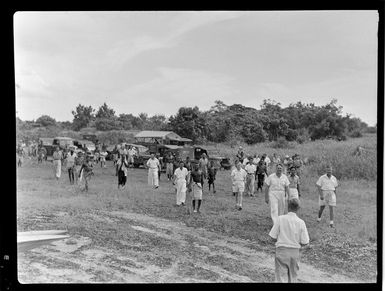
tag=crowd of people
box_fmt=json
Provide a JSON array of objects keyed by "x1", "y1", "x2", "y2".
[{"x1": 17, "y1": 141, "x2": 340, "y2": 283}]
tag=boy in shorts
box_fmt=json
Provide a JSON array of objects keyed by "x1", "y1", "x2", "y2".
[{"x1": 231, "y1": 160, "x2": 247, "y2": 210}]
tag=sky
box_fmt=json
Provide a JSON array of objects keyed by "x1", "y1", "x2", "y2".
[{"x1": 14, "y1": 11, "x2": 379, "y2": 126}]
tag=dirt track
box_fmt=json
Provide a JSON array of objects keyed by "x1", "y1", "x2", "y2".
[{"x1": 18, "y1": 210, "x2": 359, "y2": 283}]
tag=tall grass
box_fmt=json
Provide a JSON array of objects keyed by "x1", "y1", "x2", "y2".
[{"x1": 213, "y1": 134, "x2": 377, "y2": 180}]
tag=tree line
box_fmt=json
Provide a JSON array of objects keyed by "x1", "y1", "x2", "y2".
[{"x1": 16, "y1": 99, "x2": 376, "y2": 145}]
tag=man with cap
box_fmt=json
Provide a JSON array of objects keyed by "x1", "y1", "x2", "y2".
[
  {"x1": 66, "y1": 145, "x2": 78, "y2": 184},
  {"x1": 146, "y1": 153, "x2": 161, "y2": 189},
  {"x1": 269, "y1": 198, "x2": 310, "y2": 283}
]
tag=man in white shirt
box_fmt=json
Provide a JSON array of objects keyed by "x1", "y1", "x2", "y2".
[
  {"x1": 265, "y1": 163, "x2": 290, "y2": 225},
  {"x1": 66, "y1": 146, "x2": 77, "y2": 185},
  {"x1": 269, "y1": 198, "x2": 310, "y2": 283},
  {"x1": 316, "y1": 165, "x2": 339, "y2": 227},
  {"x1": 173, "y1": 161, "x2": 189, "y2": 206},
  {"x1": 146, "y1": 153, "x2": 161, "y2": 189},
  {"x1": 231, "y1": 160, "x2": 247, "y2": 210},
  {"x1": 244, "y1": 157, "x2": 256, "y2": 196}
]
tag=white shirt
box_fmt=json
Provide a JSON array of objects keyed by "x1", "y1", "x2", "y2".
[
  {"x1": 244, "y1": 164, "x2": 256, "y2": 174},
  {"x1": 174, "y1": 167, "x2": 189, "y2": 181},
  {"x1": 231, "y1": 168, "x2": 247, "y2": 183},
  {"x1": 146, "y1": 158, "x2": 160, "y2": 170},
  {"x1": 269, "y1": 212, "x2": 310, "y2": 249},
  {"x1": 265, "y1": 173, "x2": 290, "y2": 192},
  {"x1": 265, "y1": 156, "x2": 271, "y2": 166},
  {"x1": 128, "y1": 148, "x2": 136, "y2": 157},
  {"x1": 66, "y1": 152, "x2": 77, "y2": 167},
  {"x1": 242, "y1": 158, "x2": 249, "y2": 166},
  {"x1": 316, "y1": 174, "x2": 338, "y2": 191},
  {"x1": 252, "y1": 157, "x2": 260, "y2": 165}
]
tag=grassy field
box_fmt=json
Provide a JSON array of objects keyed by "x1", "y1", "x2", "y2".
[{"x1": 16, "y1": 134, "x2": 377, "y2": 282}]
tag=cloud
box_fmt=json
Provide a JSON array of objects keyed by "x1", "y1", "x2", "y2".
[{"x1": 114, "y1": 67, "x2": 239, "y2": 116}]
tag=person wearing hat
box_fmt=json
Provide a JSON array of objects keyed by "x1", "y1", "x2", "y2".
[
  {"x1": 52, "y1": 146, "x2": 63, "y2": 180},
  {"x1": 146, "y1": 152, "x2": 161, "y2": 189},
  {"x1": 269, "y1": 198, "x2": 310, "y2": 283},
  {"x1": 244, "y1": 156, "x2": 256, "y2": 196},
  {"x1": 288, "y1": 166, "x2": 301, "y2": 200},
  {"x1": 65, "y1": 145, "x2": 78, "y2": 185}
]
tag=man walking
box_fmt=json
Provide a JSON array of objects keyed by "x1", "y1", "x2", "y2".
[
  {"x1": 316, "y1": 165, "x2": 339, "y2": 228},
  {"x1": 52, "y1": 146, "x2": 62, "y2": 180},
  {"x1": 231, "y1": 160, "x2": 247, "y2": 210},
  {"x1": 165, "y1": 152, "x2": 175, "y2": 181},
  {"x1": 198, "y1": 153, "x2": 209, "y2": 180},
  {"x1": 66, "y1": 145, "x2": 77, "y2": 185},
  {"x1": 256, "y1": 156, "x2": 268, "y2": 192},
  {"x1": 288, "y1": 166, "x2": 301, "y2": 200},
  {"x1": 269, "y1": 198, "x2": 310, "y2": 283},
  {"x1": 244, "y1": 157, "x2": 256, "y2": 196},
  {"x1": 146, "y1": 153, "x2": 161, "y2": 189},
  {"x1": 173, "y1": 161, "x2": 189, "y2": 206},
  {"x1": 265, "y1": 163, "x2": 290, "y2": 225},
  {"x1": 189, "y1": 164, "x2": 204, "y2": 213}
]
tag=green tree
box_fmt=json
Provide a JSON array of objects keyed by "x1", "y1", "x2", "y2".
[
  {"x1": 35, "y1": 115, "x2": 57, "y2": 127},
  {"x1": 169, "y1": 106, "x2": 207, "y2": 142},
  {"x1": 72, "y1": 104, "x2": 95, "y2": 131},
  {"x1": 95, "y1": 102, "x2": 116, "y2": 119}
]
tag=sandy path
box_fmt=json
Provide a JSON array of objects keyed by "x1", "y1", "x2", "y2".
[{"x1": 18, "y1": 210, "x2": 359, "y2": 283}]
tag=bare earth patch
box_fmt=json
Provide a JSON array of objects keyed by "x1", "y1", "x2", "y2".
[{"x1": 18, "y1": 210, "x2": 360, "y2": 283}]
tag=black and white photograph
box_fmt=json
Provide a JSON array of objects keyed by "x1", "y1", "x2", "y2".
[{"x1": 13, "y1": 10, "x2": 380, "y2": 284}]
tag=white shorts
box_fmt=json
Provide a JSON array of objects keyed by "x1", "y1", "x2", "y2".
[
  {"x1": 232, "y1": 181, "x2": 245, "y2": 193},
  {"x1": 288, "y1": 188, "x2": 299, "y2": 200},
  {"x1": 319, "y1": 190, "x2": 336, "y2": 207}
]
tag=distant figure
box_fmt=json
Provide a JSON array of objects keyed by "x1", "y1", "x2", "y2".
[
  {"x1": 79, "y1": 155, "x2": 94, "y2": 192},
  {"x1": 146, "y1": 153, "x2": 161, "y2": 189},
  {"x1": 316, "y1": 165, "x2": 338, "y2": 228},
  {"x1": 198, "y1": 153, "x2": 209, "y2": 180},
  {"x1": 184, "y1": 156, "x2": 192, "y2": 172},
  {"x1": 52, "y1": 146, "x2": 63, "y2": 180},
  {"x1": 269, "y1": 198, "x2": 310, "y2": 283},
  {"x1": 173, "y1": 161, "x2": 189, "y2": 206},
  {"x1": 189, "y1": 163, "x2": 204, "y2": 213},
  {"x1": 353, "y1": 146, "x2": 365, "y2": 156},
  {"x1": 17, "y1": 147, "x2": 24, "y2": 167},
  {"x1": 74, "y1": 151, "x2": 85, "y2": 185},
  {"x1": 265, "y1": 163, "x2": 290, "y2": 225},
  {"x1": 231, "y1": 160, "x2": 247, "y2": 210},
  {"x1": 236, "y1": 146, "x2": 245, "y2": 164},
  {"x1": 288, "y1": 166, "x2": 301, "y2": 200},
  {"x1": 127, "y1": 145, "x2": 137, "y2": 168},
  {"x1": 256, "y1": 156, "x2": 268, "y2": 192},
  {"x1": 99, "y1": 149, "x2": 108, "y2": 168},
  {"x1": 116, "y1": 155, "x2": 129, "y2": 190},
  {"x1": 264, "y1": 154, "x2": 271, "y2": 170},
  {"x1": 207, "y1": 160, "x2": 217, "y2": 194},
  {"x1": 165, "y1": 152, "x2": 175, "y2": 181},
  {"x1": 292, "y1": 154, "x2": 303, "y2": 177},
  {"x1": 156, "y1": 153, "x2": 163, "y2": 181},
  {"x1": 244, "y1": 156, "x2": 256, "y2": 196},
  {"x1": 37, "y1": 146, "x2": 47, "y2": 164},
  {"x1": 66, "y1": 146, "x2": 77, "y2": 185}
]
